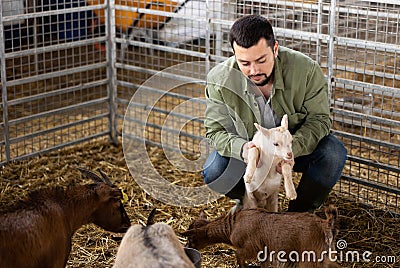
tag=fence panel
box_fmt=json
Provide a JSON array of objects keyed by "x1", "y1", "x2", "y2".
[
  {"x1": 116, "y1": 0, "x2": 400, "y2": 213},
  {"x1": 1, "y1": 0, "x2": 399, "y2": 212},
  {"x1": 330, "y1": 0, "x2": 400, "y2": 212},
  {"x1": 0, "y1": 0, "x2": 111, "y2": 164}
]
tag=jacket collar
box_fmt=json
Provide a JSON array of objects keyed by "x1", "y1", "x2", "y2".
[{"x1": 273, "y1": 50, "x2": 285, "y2": 91}]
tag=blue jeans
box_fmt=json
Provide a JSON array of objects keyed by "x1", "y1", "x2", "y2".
[{"x1": 202, "y1": 134, "x2": 347, "y2": 200}]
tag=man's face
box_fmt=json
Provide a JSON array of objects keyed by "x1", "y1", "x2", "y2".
[{"x1": 233, "y1": 38, "x2": 278, "y2": 86}]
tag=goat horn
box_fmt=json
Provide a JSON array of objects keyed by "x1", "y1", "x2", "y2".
[
  {"x1": 146, "y1": 208, "x2": 157, "y2": 226},
  {"x1": 77, "y1": 167, "x2": 104, "y2": 184},
  {"x1": 97, "y1": 169, "x2": 114, "y2": 186},
  {"x1": 77, "y1": 167, "x2": 112, "y2": 186}
]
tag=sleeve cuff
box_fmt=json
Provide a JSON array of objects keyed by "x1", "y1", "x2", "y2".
[{"x1": 231, "y1": 138, "x2": 247, "y2": 161}]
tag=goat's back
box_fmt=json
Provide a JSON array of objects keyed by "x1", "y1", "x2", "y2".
[
  {"x1": 0, "y1": 183, "x2": 130, "y2": 268},
  {"x1": 113, "y1": 222, "x2": 194, "y2": 268},
  {"x1": 0, "y1": 199, "x2": 69, "y2": 268},
  {"x1": 228, "y1": 209, "x2": 338, "y2": 264}
]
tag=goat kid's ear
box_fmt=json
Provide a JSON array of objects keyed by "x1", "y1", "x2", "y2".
[
  {"x1": 199, "y1": 211, "x2": 207, "y2": 220},
  {"x1": 180, "y1": 229, "x2": 195, "y2": 237},
  {"x1": 280, "y1": 114, "x2": 288, "y2": 130},
  {"x1": 254, "y1": 123, "x2": 270, "y2": 137}
]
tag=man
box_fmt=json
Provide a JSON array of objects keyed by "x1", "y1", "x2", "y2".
[{"x1": 202, "y1": 15, "x2": 347, "y2": 213}]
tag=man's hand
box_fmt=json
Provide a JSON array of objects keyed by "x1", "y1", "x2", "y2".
[
  {"x1": 276, "y1": 158, "x2": 295, "y2": 174},
  {"x1": 242, "y1": 142, "x2": 260, "y2": 166}
]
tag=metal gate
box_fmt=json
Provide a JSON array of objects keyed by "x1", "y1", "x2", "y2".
[{"x1": 1, "y1": 0, "x2": 399, "y2": 212}]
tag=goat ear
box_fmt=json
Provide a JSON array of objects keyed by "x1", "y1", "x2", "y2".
[
  {"x1": 180, "y1": 229, "x2": 195, "y2": 237},
  {"x1": 199, "y1": 211, "x2": 207, "y2": 220},
  {"x1": 95, "y1": 184, "x2": 115, "y2": 202},
  {"x1": 254, "y1": 123, "x2": 270, "y2": 137},
  {"x1": 280, "y1": 114, "x2": 288, "y2": 130}
]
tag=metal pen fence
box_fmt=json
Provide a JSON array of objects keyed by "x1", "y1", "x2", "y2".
[{"x1": 1, "y1": 0, "x2": 399, "y2": 212}]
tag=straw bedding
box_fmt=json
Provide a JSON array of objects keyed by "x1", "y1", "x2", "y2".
[{"x1": 0, "y1": 138, "x2": 398, "y2": 268}]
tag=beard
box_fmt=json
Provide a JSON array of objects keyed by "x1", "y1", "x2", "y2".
[{"x1": 248, "y1": 67, "x2": 275, "y2": 87}]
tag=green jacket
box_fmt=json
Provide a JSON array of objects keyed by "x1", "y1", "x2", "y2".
[{"x1": 204, "y1": 46, "x2": 332, "y2": 160}]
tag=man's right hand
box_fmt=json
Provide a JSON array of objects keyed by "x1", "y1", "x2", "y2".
[{"x1": 242, "y1": 142, "x2": 260, "y2": 166}]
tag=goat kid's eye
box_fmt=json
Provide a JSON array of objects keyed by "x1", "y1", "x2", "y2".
[{"x1": 273, "y1": 143, "x2": 279, "y2": 146}]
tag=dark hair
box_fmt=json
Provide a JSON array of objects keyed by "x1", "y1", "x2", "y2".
[{"x1": 229, "y1": 15, "x2": 275, "y2": 51}]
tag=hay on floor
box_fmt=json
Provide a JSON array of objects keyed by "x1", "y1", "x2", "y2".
[{"x1": 0, "y1": 138, "x2": 398, "y2": 268}]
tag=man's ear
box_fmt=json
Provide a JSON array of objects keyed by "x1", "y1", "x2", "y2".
[{"x1": 274, "y1": 41, "x2": 279, "y2": 58}]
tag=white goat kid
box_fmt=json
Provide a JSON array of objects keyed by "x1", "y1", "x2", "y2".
[{"x1": 243, "y1": 114, "x2": 297, "y2": 212}]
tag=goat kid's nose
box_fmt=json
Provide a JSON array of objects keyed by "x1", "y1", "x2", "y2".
[{"x1": 287, "y1": 152, "x2": 293, "y2": 159}]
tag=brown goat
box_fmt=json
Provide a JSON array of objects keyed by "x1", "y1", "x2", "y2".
[
  {"x1": 0, "y1": 168, "x2": 131, "y2": 268},
  {"x1": 182, "y1": 206, "x2": 340, "y2": 268}
]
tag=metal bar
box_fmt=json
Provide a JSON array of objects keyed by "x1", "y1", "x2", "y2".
[
  {"x1": 118, "y1": 83, "x2": 206, "y2": 103},
  {"x1": 5, "y1": 62, "x2": 107, "y2": 87},
  {"x1": 1, "y1": 5, "x2": 104, "y2": 23},
  {"x1": 122, "y1": 129, "x2": 200, "y2": 155},
  {"x1": 333, "y1": 130, "x2": 400, "y2": 151},
  {"x1": 336, "y1": 36, "x2": 400, "y2": 53},
  {"x1": 123, "y1": 115, "x2": 203, "y2": 140},
  {"x1": 332, "y1": 119, "x2": 400, "y2": 137},
  {"x1": 4, "y1": 98, "x2": 108, "y2": 126},
  {"x1": 6, "y1": 79, "x2": 108, "y2": 106},
  {"x1": 108, "y1": 0, "x2": 118, "y2": 144},
  {"x1": 8, "y1": 113, "x2": 108, "y2": 144},
  {"x1": 126, "y1": 101, "x2": 204, "y2": 124},
  {"x1": 332, "y1": 105, "x2": 400, "y2": 121},
  {"x1": 3, "y1": 37, "x2": 107, "y2": 59},
  {"x1": 0, "y1": 133, "x2": 109, "y2": 166},
  {"x1": 114, "y1": 4, "x2": 207, "y2": 23},
  {"x1": 316, "y1": 0, "x2": 323, "y2": 64},
  {"x1": 327, "y1": 0, "x2": 337, "y2": 102},
  {"x1": 333, "y1": 78, "x2": 400, "y2": 98},
  {"x1": 0, "y1": 2, "x2": 11, "y2": 162},
  {"x1": 115, "y1": 66, "x2": 206, "y2": 85},
  {"x1": 337, "y1": 3, "x2": 400, "y2": 20},
  {"x1": 334, "y1": 64, "x2": 400, "y2": 81},
  {"x1": 332, "y1": 108, "x2": 400, "y2": 128},
  {"x1": 359, "y1": 0, "x2": 400, "y2": 4},
  {"x1": 340, "y1": 174, "x2": 400, "y2": 195},
  {"x1": 274, "y1": 28, "x2": 330, "y2": 42},
  {"x1": 115, "y1": 37, "x2": 208, "y2": 58},
  {"x1": 32, "y1": 0, "x2": 39, "y2": 78},
  {"x1": 205, "y1": 0, "x2": 211, "y2": 74}
]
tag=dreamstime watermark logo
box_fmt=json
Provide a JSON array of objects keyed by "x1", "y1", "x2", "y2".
[
  {"x1": 122, "y1": 61, "x2": 257, "y2": 207},
  {"x1": 257, "y1": 239, "x2": 397, "y2": 264}
]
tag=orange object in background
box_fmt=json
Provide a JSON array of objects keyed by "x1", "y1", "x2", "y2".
[{"x1": 87, "y1": 0, "x2": 180, "y2": 32}]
